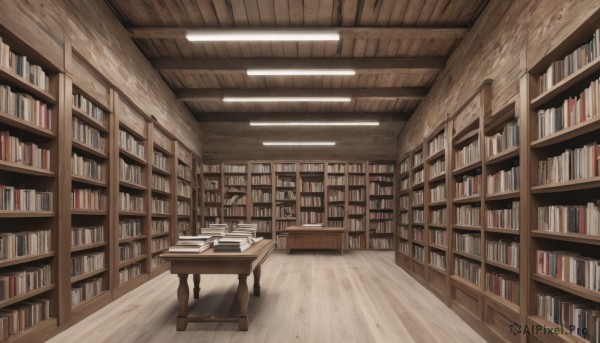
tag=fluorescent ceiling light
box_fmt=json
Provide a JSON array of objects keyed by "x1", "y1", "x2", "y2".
[
  {"x1": 250, "y1": 121, "x2": 379, "y2": 126},
  {"x1": 186, "y1": 29, "x2": 340, "y2": 42},
  {"x1": 223, "y1": 97, "x2": 351, "y2": 102},
  {"x1": 247, "y1": 69, "x2": 356, "y2": 76},
  {"x1": 263, "y1": 142, "x2": 336, "y2": 146}
]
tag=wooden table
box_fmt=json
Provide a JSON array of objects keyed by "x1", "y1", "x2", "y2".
[
  {"x1": 161, "y1": 239, "x2": 276, "y2": 331},
  {"x1": 283, "y1": 226, "x2": 346, "y2": 255}
]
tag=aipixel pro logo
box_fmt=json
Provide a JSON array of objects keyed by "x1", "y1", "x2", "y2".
[{"x1": 508, "y1": 322, "x2": 589, "y2": 336}]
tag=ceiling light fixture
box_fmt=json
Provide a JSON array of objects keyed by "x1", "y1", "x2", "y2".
[
  {"x1": 247, "y1": 69, "x2": 356, "y2": 76},
  {"x1": 223, "y1": 97, "x2": 351, "y2": 103},
  {"x1": 250, "y1": 121, "x2": 379, "y2": 126},
  {"x1": 186, "y1": 29, "x2": 340, "y2": 42},
  {"x1": 263, "y1": 142, "x2": 336, "y2": 146}
]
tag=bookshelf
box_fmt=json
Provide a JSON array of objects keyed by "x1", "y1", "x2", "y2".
[
  {"x1": 409, "y1": 144, "x2": 427, "y2": 280},
  {"x1": 368, "y1": 162, "x2": 394, "y2": 250},
  {"x1": 299, "y1": 163, "x2": 325, "y2": 226},
  {"x1": 202, "y1": 162, "x2": 222, "y2": 226},
  {"x1": 396, "y1": 156, "x2": 411, "y2": 267},
  {"x1": 223, "y1": 162, "x2": 248, "y2": 228},
  {"x1": 326, "y1": 162, "x2": 346, "y2": 230},
  {"x1": 149, "y1": 124, "x2": 174, "y2": 276},
  {"x1": 67, "y1": 54, "x2": 113, "y2": 322},
  {"x1": 525, "y1": 17, "x2": 600, "y2": 343},
  {"x1": 193, "y1": 156, "x2": 202, "y2": 235},
  {"x1": 175, "y1": 143, "x2": 193, "y2": 236},
  {"x1": 250, "y1": 162, "x2": 273, "y2": 238},
  {"x1": 0, "y1": 30, "x2": 60, "y2": 340},
  {"x1": 347, "y1": 162, "x2": 367, "y2": 249},
  {"x1": 113, "y1": 95, "x2": 149, "y2": 298},
  {"x1": 275, "y1": 162, "x2": 297, "y2": 248}
]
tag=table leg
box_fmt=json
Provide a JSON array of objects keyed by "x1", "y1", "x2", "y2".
[
  {"x1": 193, "y1": 274, "x2": 201, "y2": 299},
  {"x1": 253, "y1": 265, "x2": 261, "y2": 297},
  {"x1": 237, "y1": 274, "x2": 249, "y2": 331},
  {"x1": 176, "y1": 274, "x2": 189, "y2": 331}
]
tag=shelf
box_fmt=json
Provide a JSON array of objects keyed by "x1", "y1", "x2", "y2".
[
  {"x1": 119, "y1": 148, "x2": 147, "y2": 165},
  {"x1": 118, "y1": 254, "x2": 148, "y2": 269},
  {"x1": 151, "y1": 231, "x2": 170, "y2": 238},
  {"x1": 412, "y1": 258, "x2": 425, "y2": 266},
  {"x1": 531, "y1": 176, "x2": 600, "y2": 193},
  {"x1": 453, "y1": 195, "x2": 481, "y2": 204},
  {"x1": 70, "y1": 268, "x2": 108, "y2": 284},
  {"x1": 429, "y1": 244, "x2": 447, "y2": 251},
  {"x1": 71, "y1": 290, "x2": 111, "y2": 311},
  {"x1": 369, "y1": 194, "x2": 393, "y2": 198},
  {"x1": 531, "y1": 230, "x2": 600, "y2": 246},
  {"x1": 0, "y1": 65, "x2": 56, "y2": 103},
  {"x1": 151, "y1": 188, "x2": 170, "y2": 196},
  {"x1": 531, "y1": 56, "x2": 600, "y2": 108},
  {"x1": 71, "y1": 242, "x2": 107, "y2": 253},
  {"x1": 483, "y1": 291, "x2": 520, "y2": 315},
  {"x1": 151, "y1": 213, "x2": 170, "y2": 218},
  {"x1": 427, "y1": 149, "x2": 445, "y2": 163},
  {"x1": 531, "y1": 116, "x2": 600, "y2": 149},
  {"x1": 152, "y1": 166, "x2": 171, "y2": 176},
  {"x1": 450, "y1": 275, "x2": 480, "y2": 292},
  {"x1": 532, "y1": 273, "x2": 600, "y2": 304},
  {"x1": 428, "y1": 223, "x2": 447, "y2": 229},
  {"x1": 151, "y1": 247, "x2": 169, "y2": 255},
  {"x1": 428, "y1": 173, "x2": 446, "y2": 183},
  {"x1": 252, "y1": 184, "x2": 273, "y2": 188},
  {"x1": 119, "y1": 211, "x2": 146, "y2": 217},
  {"x1": 411, "y1": 204, "x2": 424, "y2": 208},
  {"x1": 205, "y1": 188, "x2": 221, "y2": 192},
  {"x1": 276, "y1": 218, "x2": 296, "y2": 221},
  {"x1": 0, "y1": 284, "x2": 55, "y2": 309},
  {"x1": 453, "y1": 250, "x2": 482, "y2": 261},
  {"x1": 398, "y1": 171, "x2": 409, "y2": 179},
  {"x1": 428, "y1": 200, "x2": 447, "y2": 207},
  {"x1": 411, "y1": 181, "x2": 425, "y2": 188},
  {"x1": 0, "y1": 252, "x2": 54, "y2": 269},
  {"x1": 412, "y1": 240, "x2": 425, "y2": 246},
  {"x1": 0, "y1": 160, "x2": 54, "y2": 177},
  {"x1": 0, "y1": 112, "x2": 55, "y2": 138},
  {"x1": 453, "y1": 224, "x2": 482, "y2": 232},
  {"x1": 412, "y1": 222, "x2": 425, "y2": 226},
  {"x1": 253, "y1": 202, "x2": 273, "y2": 205},
  {"x1": 118, "y1": 235, "x2": 148, "y2": 244},
  {"x1": 177, "y1": 194, "x2": 192, "y2": 200},
  {"x1": 485, "y1": 146, "x2": 519, "y2": 165},
  {"x1": 72, "y1": 140, "x2": 107, "y2": 159},
  {"x1": 412, "y1": 162, "x2": 424, "y2": 171},
  {"x1": 485, "y1": 227, "x2": 519, "y2": 235},
  {"x1": 72, "y1": 209, "x2": 108, "y2": 216},
  {"x1": 452, "y1": 160, "x2": 482, "y2": 175},
  {"x1": 178, "y1": 215, "x2": 192, "y2": 218},
  {"x1": 72, "y1": 106, "x2": 108, "y2": 133},
  {"x1": 119, "y1": 179, "x2": 147, "y2": 191},
  {"x1": 72, "y1": 175, "x2": 107, "y2": 187},
  {"x1": 0, "y1": 211, "x2": 54, "y2": 218},
  {"x1": 485, "y1": 190, "x2": 519, "y2": 201},
  {"x1": 485, "y1": 259, "x2": 519, "y2": 273}
]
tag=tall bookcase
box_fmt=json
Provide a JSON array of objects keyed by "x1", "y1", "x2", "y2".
[
  {"x1": 250, "y1": 162, "x2": 273, "y2": 238},
  {"x1": 193, "y1": 156, "x2": 203, "y2": 234},
  {"x1": 409, "y1": 145, "x2": 426, "y2": 281},
  {"x1": 347, "y1": 162, "x2": 367, "y2": 249},
  {"x1": 175, "y1": 143, "x2": 193, "y2": 236},
  {"x1": 525, "y1": 15, "x2": 600, "y2": 343},
  {"x1": 202, "y1": 162, "x2": 221, "y2": 226},
  {"x1": 274, "y1": 162, "x2": 297, "y2": 248},
  {"x1": 326, "y1": 162, "x2": 346, "y2": 229},
  {"x1": 368, "y1": 162, "x2": 395, "y2": 250},
  {"x1": 0, "y1": 30, "x2": 61, "y2": 340},
  {"x1": 67, "y1": 53, "x2": 113, "y2": 322},
  {"x1": 396, "y1": 156, "x2": 411, "y2": 266},
  {"x1": 223, "y1": 162, "x2": 248, "y2": 228},
  {"x1": 299, "y1": 163, "x2": 325, "y2": 225}
]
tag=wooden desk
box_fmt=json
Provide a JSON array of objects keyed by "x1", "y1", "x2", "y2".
[
  {"x1": 283, "y1": 226, "x2": 346, "y2": 255},
  {"x1": 161, "y1": 239, "x2": 276, "y2": 331}
]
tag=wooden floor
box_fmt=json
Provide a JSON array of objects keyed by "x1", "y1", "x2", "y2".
[{"x1": 49, "y1": 251, "x2": 484, "y2": 343}]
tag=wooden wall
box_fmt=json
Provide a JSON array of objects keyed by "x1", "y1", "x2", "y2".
[
  {"x1": 0, "y1": 0, "x2": 202, "y2": 155},
  {"x1": 397, "y1": 0, "x2": 600, "y2": 156}
]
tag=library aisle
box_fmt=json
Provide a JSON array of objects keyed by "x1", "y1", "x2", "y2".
[{"x1": 47, "y1": 251, "x2": 483, "y2": 343}]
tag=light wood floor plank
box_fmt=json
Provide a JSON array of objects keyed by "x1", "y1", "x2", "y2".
[{"x1": 48, "y1": 251, "x2": 485, "y2": 343}]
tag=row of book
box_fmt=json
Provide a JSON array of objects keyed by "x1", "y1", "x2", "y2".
[
  {"x1": 371, "y1": 198, "x2": 393, "y2": 209},
  {"x1": 119, "y1": 263, "x2": 142, "y2": 285},
  {"x1": 431, "y1": 208, "x2": 446, "y2": 225},
  {"x1": 70, "y1": 252, "x2": 104, "y2": 277},
  {"x1": 428, "y1": 131, "x2": 446, "y2": 158},
  {"x1": 537, "y1": 142, "x2": 600, "y2": 185},
  {"x1": 486, "y1": 239, "x2": 519, "y2": 268},
  {"x1": 413, "y1": 244, "x2": 425, "y2": 263},
  {"x1": 0, "y1": 230, "x2": 50, "y2": 260},
  {"x1": 399, "y1": 241, "x2": 410, "y2": 254},
  {"x1": 537, "y1": 292, "x2": 600, "y2": 342},
  {"x1": 487, "y1": 165, "x2": 519, "y2": 194},
  {"x1": 300, "y1": 196, "x2": 323, "y2": 207},
  {"x1": 205, "y1": 192, "x2": 221, "y2": 202},
  {"x1": 399, "y1": 160, "x2": 409, "y2": 174},
  {"x1": 413, "y1": 209, "x2": 424, "y2": 223},
  {"x1": 301, "y1": 181, "x2": 324, "y2": 192},
  {"x1": 0, "y1": 131, "x2": 51, "y2": 170},
  {"x1": 327, "y1": 164, "x2": 345, "y2": 173},
  {"x1": 348, "y1": 218, "x2": 365, "y2": 231},
  {"x1": 537, "y1": 250, "x2": 600, "y2": 291},
  {"x1": 152, "y1": 151, "x2": 169, "y2": 172},
  {"x1": 369, "y1": 237, "x2": 392, "y2": 249},
  {"x1": 0, "y1": 265, "x2": 51, "y2": 300},
  {"x1": 119, "y1": 242, "x2": 142, "y2": 261},
  {"x1": 151, "y1": 256, "x2": 165, "y2": 270},
  {"x1": 430, "y1": 251, "x2": 446, "y2": 270},
  {"x1": 250, "y1": 175, "x2": 271, "y2": 184},
  {"x1": 223, "y1": 207, "x2": 244, "y2": 217},
  {"x1": 177, "y1": 221, "x2": 191, "y2": 233},
  {"x1": 412, "y1": 190, "x2": 423, "y2": 206},
  {"x1": 413, "y1": 151, "x2": 424, "y2": 167},
  {"x1": 203, "y1": 164, "x2": 220, "y2": 173},
  {"x1": 430, "y1": 158, "x2": 445, "y2": 178},
  {"x1": 204, "y1": 179, "x2": 219, "y2": 190},
  {"x1": 456, "y1": 205, "x2": 481, "y2": 226},
  {"x1": 177, "y1": 164, "x2": 191, "y2": 181},
  {"x1": 224, "y1": 176, "x2": 246, "y2": 186},
  {"x1": 177, "y1": 180, "x2": 191, "y2": 198},
  {"x1": 537, "y1": 202, "x2": 600, "y2": 235},
  {"x1": 398, "y1": 195, "x2": 408, "y2": 209},
  {"x1": 455, "y1": 257, "x2": 481, "y2": 286},
  {"x1": 177, "y1": 201, "x2": 191, "y2": 215},
  {"x1": 119, "y1": 130, "x2": 145, "y2": 160},
  {"x1": 225, "y1": 193, "x2": 246, "y2": 205},
  {"x1": 0, "y1": 298, "x2": 50, "y2": 341},
  {"x1": 205, "y1": 207, "x2": 219, "y2": 217},
  {"x1": 152, "y1": 174, "x2": 170, "y2": 192},
  {"x1": 151, "y1": 219, "x2": 169, "y2": 234},
  {"x1": 369, "y1": 165, "x2": 394, "y2": 174},
  {"x1": 71, "y1": 277, "x2": 102, "y2": 307},
  {"x1": 73, "y1": 93, "x2": 106, "y2": 123},
  {"x1": 348, "y1": 175, "x2": 365, "y2": 185},
  {"x1": 455, "y1": 232, "x2": 481, "y2": 256},
  {"x1": 430, "y1": 228, "x2": 447, "y2": 247},
  {"x1": 487, "y1": 202, "x2": 519, "y2": 230},
  {"x1": 73, "y1": 118, "x2": 105, "y2": 152},
  {"x1": 72, "y1": 188, "x2": 105, "y2": 211},
  {"x1": 430, "y1": 183, "x2": 446, "y2": 203},
  {"x1": 276, "y1": 176, "x2": 295, "y2": 187},
  {"x1": 328, "y1": 189, "x2": 344, "y2": 202},
  {"x1": 0, "y1": 84, "x2": 52, "y2": 130},
  {"x1": 455, "y1": 174, "x2": 480, "y2": 198},
  {"x1": 400, "y1": 179, "x2": 409, "y2": 190},
  {"x1": 485, "y1": 118, "x2": 519, "y2": 157},
  {"x1": 0, "y1": 37, "x2": 50, "y2": 90},
  {"x1": 369, "y1": 183, "x2": 392, "y2": 196},
  {"x1": 327, "y1": 206, "x2": 344, "y2": 217},
  {"x1": 252, "y1": 207, "x2": 272, "y2": 217},
  {"x1": 486, "y1": 272, "x2": 519, "y2": 305},
  {"x1": 223, "y1": 164, "x2": 246, "y2": 173},
  {"x1": 72, "y1": 153, "x2": 104, "y2": 181},
  {"x1": 119, "y1": 158, "x2": 143, "y2": 185},
  {"x1": 371, "y1": 221, "x2": 392, "y2": 233},
  {"x1": 274, "y1": 163, "x2": 296, "y2": 172},
  {"x1": 455, "y1": 137, "x2": 480, "y2": 169},
  {"x1": 119, "y1": 192, "x2": 144, "y2": 212},
  {"x1": 252, "y1": 220, "x2": 271, "y2": 232},
  {"x1": 252, "y1": 164, "x2": 271, "y2": 173},
  {"x1": 413, "y1": 227, "x2": 424, "y2": 242},
  {"x1": 0, "y1": 186, "x2": 52, "y2": 211},
  {"x1": 328, "y1": 175, "x2": 344, "y2": 185},
  {"x1": 348, "y1": 189, "x2": 365, "y2": 201},
  {"x1": 413, "y1": 170, "x2": 424, "y2": 185},
  {"x1": 537, "y1": 27, "x2": 600, "y2": 93},
  {"x1": 399, "y1": 212, "x2": 408, "y2": 224},
  {"x1": 301, "y1": 211, "x2": 323, "y2": 224},
  {"x1": 71, "y1": 226, "x2": 103, "y2": 247},
  {"x1": 119, "y1": 219, "x2": 142, "y2": 239},
  {"x1": 537, "y1": 78, "x2": 600, "y2": 139},
  {"x1": 399, "y1": 228, "x2": 409, "y2": 239}
]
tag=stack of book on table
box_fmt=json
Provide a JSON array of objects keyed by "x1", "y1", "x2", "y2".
[
  {"x1": 232, "y1": 223, "x2": 257, "y2": 237},
  {"x1": 213, "y1": 236, "x2": 264, "y2": 252},
  {"x1": 168, "y1": 235, "x2": 216, "y2": 253},
  {"x1": 201, "y1": 223, "x2": 227, "y2": 236}
]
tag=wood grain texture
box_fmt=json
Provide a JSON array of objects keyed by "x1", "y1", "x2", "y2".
[{"x1": 47, "y1": 251, "x2": 485, "y2": 343}]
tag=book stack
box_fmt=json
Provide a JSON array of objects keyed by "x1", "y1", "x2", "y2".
[
  {"x1": 213, "y1": 237, "x2": 252, "y2": 252},
  {"x1": 201, "y1": 224, "x2": 227, "y2": 236},
  {"x1": 168, "y1": 235, "x2": 215, "y2": 253},
  {"x1": 232, "y1": 223, "x2": 257, "y2": 237}
]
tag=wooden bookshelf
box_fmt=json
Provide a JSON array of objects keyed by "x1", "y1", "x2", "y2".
[
  {"x1": 368, "y1": 161, "x2": 394, "y2": 250},
  {"x1": 347, "y1": 162, "x2": 367, "y2": 249},
  {"x1": 250, "y1": 162, "x2": 273, "y2": 238},
  {"x1": 222, "y1": 161, "x2": 248, "y2": 229},
  {"x1": 202, "y1": 162, "x2": 222, "y2": 226},
  {"x1": 175, "y1": 142, "x2": 193, "y2": 236},
  {"x1": 396, "y1": 155, "x2": 411, "y2": 267}
]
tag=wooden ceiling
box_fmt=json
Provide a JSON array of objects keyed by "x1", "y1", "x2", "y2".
[{"x1": 105, "y1": 0, "x2": 488, "y2": 160}]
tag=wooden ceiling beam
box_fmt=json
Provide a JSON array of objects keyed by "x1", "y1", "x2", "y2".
[
  {"x1": 175, "y1": 88, "x2": 428, "y2": 101},
  {"x1": 152, "y1": 57, "x2": 445, "y2": 73},
  {"x1": 129, "y1": 27, "x2": 468, "y2": 40},
  {"x1": 193, "y1": 112, "x2": 411, "y2": 122}
]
